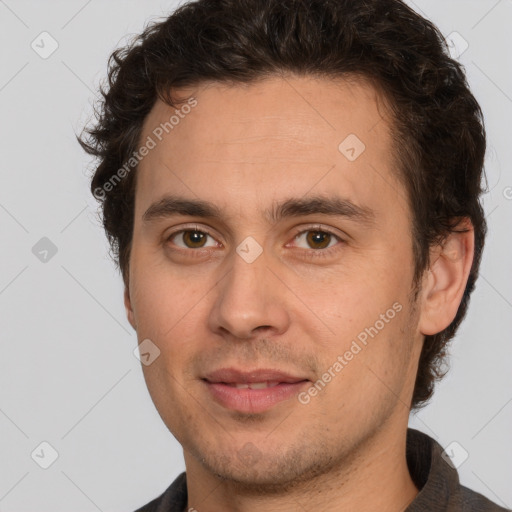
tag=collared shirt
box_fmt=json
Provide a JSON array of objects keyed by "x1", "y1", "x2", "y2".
[{"x1": 134, "y1": 428, "x2": 509, "y2": 511}]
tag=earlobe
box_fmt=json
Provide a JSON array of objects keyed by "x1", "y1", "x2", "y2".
[
  {"x1": 124, "y1": 285, "x2": 137, "y2": 330},
  {"x1": 418, "y1": 220, "x2": 475, "y2": 336}
]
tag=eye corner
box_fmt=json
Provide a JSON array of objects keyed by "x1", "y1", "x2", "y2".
[
  {"x1": 165, "y1": 225, "x2": 221, "y2": 251},
  {"x1": 286, "y1": 226, "x2": 346, "y2": 258}
]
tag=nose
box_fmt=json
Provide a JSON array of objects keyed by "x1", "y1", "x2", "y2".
[{"x1": 207, "y1": 248, "x2": 291, "y2": 340}]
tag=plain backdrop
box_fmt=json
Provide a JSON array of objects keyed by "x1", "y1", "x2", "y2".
[{"x1": 0, "y1": 1, "x2": 510, "y2": 510}]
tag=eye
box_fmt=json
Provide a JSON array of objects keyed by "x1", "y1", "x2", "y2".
[
  {"x1": 291, "y1": 229, "x2": 342, "y2": 250},
  {"x1": 168, "y1": 229, "x2": 219, "y2": 249}
]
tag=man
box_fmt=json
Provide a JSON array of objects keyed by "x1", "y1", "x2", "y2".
[{"x1": 80, "y1": 0, "x2": 507, "y2": 510}]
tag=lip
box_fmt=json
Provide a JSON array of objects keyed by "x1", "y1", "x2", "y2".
[
  {"x1": 202, "y1": 367, "x2": 310, "y2": 414},
  {"x1": 204, "y1": 367, "x2": 307, "y2": 384}
]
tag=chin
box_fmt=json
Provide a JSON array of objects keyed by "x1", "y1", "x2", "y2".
[{"x1": 196, "y1": 443, "x2": 339, "y2": 493}]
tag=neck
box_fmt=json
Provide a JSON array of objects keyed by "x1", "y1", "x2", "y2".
[{"x1": 184, "y1": 424, "x2": 418, "y2": 512}]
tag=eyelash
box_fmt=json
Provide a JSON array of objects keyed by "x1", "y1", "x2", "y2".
[
  {"x1": 288, "y1": 225, "x2": 344, "y2": 259},
  {"x1": 165, "y1": 224, "x2": 344, "y2": 259}
]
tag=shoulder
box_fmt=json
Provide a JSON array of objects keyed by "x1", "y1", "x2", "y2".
[
  {"x1": 133, "y1": 495, "x2": 161, "y2": 512},
  {"x1": 461, "y1": 485, "x2": 510, "y2": 512},
  {"x1": 406, "y1": 429, "x2": 509, "y2": 512},
  {"x1": 133, "y1": 472, "x2": 188, "y2": 512}
]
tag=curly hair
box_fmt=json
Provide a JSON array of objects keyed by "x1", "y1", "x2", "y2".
[{"x1": 79, "y1": 0, "x2": 487, "y2": 410}]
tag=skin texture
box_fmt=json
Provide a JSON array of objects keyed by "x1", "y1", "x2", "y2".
[{"x1": 124, "y1": 76, "x2": 474, "y2": 512}]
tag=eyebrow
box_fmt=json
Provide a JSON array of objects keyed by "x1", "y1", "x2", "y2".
[
  {"x1": 267, "y1": 196, "x2": 374, "y2": 225},
  {"x1": 142, "y1": 194, "x2": 375, "y2": 225}
]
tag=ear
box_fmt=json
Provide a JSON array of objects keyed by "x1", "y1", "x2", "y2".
[
  {"x1": 124, "y1": 284, "x2": 137, "y2": 330},
  {"x1": 418, "y1": 219, "x2": 475, "y2": 336}
]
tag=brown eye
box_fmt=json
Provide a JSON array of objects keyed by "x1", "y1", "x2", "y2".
[
  {"x1": 305, "y1": 231, "x2": 332, "y2": 249},
  {"x1": 181, "y1": 230, "x2": 207, "y2": 248},
  {"x1": 169, "y1": 229, "x2": 217, "y2": 249},
  {"x1": 289, "y1": 228, "x2": 343, "y2": 260}
]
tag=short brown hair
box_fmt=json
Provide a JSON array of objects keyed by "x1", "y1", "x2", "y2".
[{"x1": 79, "y1": 0, "x2": 487, "y2": 409}]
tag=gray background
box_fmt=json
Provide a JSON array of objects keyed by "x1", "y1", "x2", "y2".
[{"x1": 0, "y1": 0, "x2": 510, "y2": 510}]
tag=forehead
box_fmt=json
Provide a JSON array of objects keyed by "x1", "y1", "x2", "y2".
[{"x1": 135, "y1": 75, "x2": 406, "y2": 223}]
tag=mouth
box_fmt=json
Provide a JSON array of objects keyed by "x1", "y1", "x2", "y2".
[
  {"x1": 222, "y1": 381, "x2": 282, "y2": 389},
  {"x1": 202, "y1": 368, "x2": 310, "y2": 414}
]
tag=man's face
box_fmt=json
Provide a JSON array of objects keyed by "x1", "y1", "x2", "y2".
[{"x1": 126, "y1": 76, "x2": 424, "y2": 486}]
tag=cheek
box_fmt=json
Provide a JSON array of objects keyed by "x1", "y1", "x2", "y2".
[
  {"x1": 129, "y1": 252, "x2": 203, "y2": 336},
  {"x1": 298, "y1": 267, "x2": 414, "y2": 385},
  {"x1": 311, "y1": 303, "x2": 416, "y2": 423},
  {"x1": 293, "y1": 264, "x2": 407, "y2": 336},
  {"x1": 129, "y1": 265, "x2": 214, "y2": 391}
]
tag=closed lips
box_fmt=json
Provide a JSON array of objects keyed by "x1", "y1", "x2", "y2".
[{"x1": 203, "y1": 368, "x2": 310, "y2": 386}]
